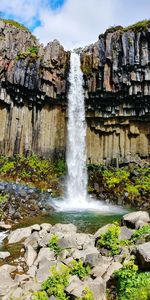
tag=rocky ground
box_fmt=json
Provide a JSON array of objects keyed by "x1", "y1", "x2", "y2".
[{"x1": 0, "y1": 211, "x2": 150, "y2": 299}]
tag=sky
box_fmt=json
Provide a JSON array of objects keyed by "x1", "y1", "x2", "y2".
[{"x1": 0, "y1": 0, "x2": 150, "y2": 49}]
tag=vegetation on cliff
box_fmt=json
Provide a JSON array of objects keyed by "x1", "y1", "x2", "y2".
[{"x1": 105, "y1": 19, "x2": 150, "y2": 34}]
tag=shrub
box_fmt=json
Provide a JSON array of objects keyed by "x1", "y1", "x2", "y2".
[
  {"x1": 114, "y1": 259, "x2": 150, "y2": 300},
  {"x1": 48, "y1": 234, "x2": 62, "y2": 257},
  {"x1": 131, "y1": 224, "x2": 150, "y2": 242},
  {"x1": 42, "y1": 265, "x2": 70, "y2": 300},
  {"x1": 97, "y1": 222, "x2": 121, "y2": 256},
  {"x1": 70, "y1": 259, "x2": 91, "y2": 280},
  {"x1": 0, "y1": 193, "x2": 8, "y2": 204},
  {"x1": 80, "y1": 288, "x2": 94, "y2": 300},
  {"x1": 33, "y1": 291, "x2": 49, "y2": 300}
]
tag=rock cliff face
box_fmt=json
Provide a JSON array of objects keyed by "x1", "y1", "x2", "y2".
[
  {"x1": 0, "y1": 20, "x2": 69, "y2": 158},
  {"x1": 0, "y1": 20, "x2": 150, "y2": 164},
  {"x1": 81, "y1": 26, "x2": 150, "y2": 164}
]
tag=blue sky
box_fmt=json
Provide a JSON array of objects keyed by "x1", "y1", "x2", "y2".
[{"x1": 0, "y1": 0, "x2": 150, "y2": 49}]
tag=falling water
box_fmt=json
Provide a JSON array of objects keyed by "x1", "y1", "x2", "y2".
[
  {"x1": 66, "y1": 52, "x2": 87, "y2": 207},
  {"x1": 53, "y1": 52, "x2": 125, "y2": 213}
]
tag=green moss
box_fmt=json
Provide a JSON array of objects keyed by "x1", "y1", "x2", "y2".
[
  {"x1": 105, "y1": 25, "x2": 124, "y2": 34},
  {"x1": 81, "y1": 54, "x2": 92, "y2": 76},
  {"x1": 0, "y1": 18, "x2": 31, "y2": 32},
  {"x1": 16, "y1": 46, "x2": 39, "y2": 61}
]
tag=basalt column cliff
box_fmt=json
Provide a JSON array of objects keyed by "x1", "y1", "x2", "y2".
[
  {"x1": 0, "y1": 20, "x2": 150, "y2": 164},
  {"x1": 0, "y1": 20, "x2": 69, "y2": 158},
  {"x1": 81, "y1": 24, "x2": 150, "y2": 164}
]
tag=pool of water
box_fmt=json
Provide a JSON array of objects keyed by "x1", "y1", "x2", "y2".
[{"x1": 16, "y1": 209, "x2": 128, "y2": 234}]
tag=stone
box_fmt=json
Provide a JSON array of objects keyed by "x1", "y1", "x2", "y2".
[
  {"x1": 85, "y1": 253, "x2": 102, "y2": 267},
  {"x1": 40, "y1": 223, "x2": 52, "y2": 232},
  {"x1": 0, "y1": 222, "x2": 11, "y2": 230},
  {"x1": 122, "y1": 211, "x2": 150, "y2": 228},
  {"x1": 86, "y1": 277, "x2": 106, "y2": 300},
  {"x1": 34, "y1": 247, "x2": 55, "y2": 266},
  {"x1": 31, "y1": 224, "x2": 41, "y2": 231},
  {"x1": 24, "y1": 231, "x2": 40, "y2": 249},
  {"x1": 8, "y1": 227, "x2": 32, "y2": 244},
  {"x1": 90, "y1": 257, "x2": 112, "y2": 278},
  {"x1": 0, "y1": 265, "x2": 17, "y2": 296},
  {"x1": 136, "y1": 242, "x2": 150, "y2": 270},
  {"x1": 36, "y1": 259, "x2": 56, "y2": 282},
  {"x1": 103, "y1": 262, "x2": 123, "y2": 282},
  {"x1": 65, "y1": 275, "x2": 84, "y2": 298},
  {"x1": 0, "y1": 252, "x2": 10, "y2": 259},
  {"x1": 51, "y1": 223, "x2": 77, "y2": 234},
  {"x1": 94, "y1": 224, "x2": 112, "y2": 239},
  {"x1": 25, "y1": 245, "x2": 37, "y2": 267},
  {"x1": 119, "y1": 226, "x2": 134, "y2": 240}
]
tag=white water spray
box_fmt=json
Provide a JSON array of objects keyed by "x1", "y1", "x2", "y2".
[{"x1": 66, "y1": 52, "x2": 87, "y2": 207}]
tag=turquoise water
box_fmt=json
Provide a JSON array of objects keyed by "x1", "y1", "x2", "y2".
[{"x1": 17, "y1": 209, "x2": 127, "y2": 234}]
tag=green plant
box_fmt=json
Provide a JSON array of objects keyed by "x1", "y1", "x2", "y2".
[
  {"x1": 97, "y1": 222, "x2": 121, "y2": 256},
  {"x1": 48, "y1": 234, "x2": 62, "y2": 257},
  {"x1": 80, "y1": 288, "x2": 94, "y2": 300},
  {"x1": 33, "y1": 291, "x2": 49, "y2": 300},
  {"x1": 125, "y1": 185, "x2": 140, "y2": 196},
  {"x1": 131, "y1": 224, "x2": 150, "y2": 242},
  {"x1": 114, "y1": 259, "x2": 150, "y2": 300},
  {"x1": 70, "y1": 259, "x2": 91, "y2": 280},
  {"x1": 42, "y1": 265, "x2": 70, "y2": 300},
  {"x1": 0, "y1": 193, "x2": 8, "y2": 204}
]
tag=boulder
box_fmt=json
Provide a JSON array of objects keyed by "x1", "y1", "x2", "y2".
[
  {"x1": 0, "y1": 222, "x2": 11, "y2": 230},
  {"x1": 0, "y1": 252, "x2": 10, "y2": 259},
  {"x1": 85, "y1": 253, "x2": 102, "y2": 268},
  {"x1": 40, "y1": 223, "x2": 52, "y2": 232},
  {"x1": 136, "y1": 242, "x2": 150, "y2": 270},
  {"x1": 103, "y1": 262, "x2": 122, "y2": 282},
  {"x1": 8, "y1": 227, "x2": 32, "y2": 244},
  {"x1": 34, "y1": 247, "x2": 55, "y2": 266},
  {"x1": 51, "y1": 223, "x2": 77, "y2": 234},
  {"x1": 86, "y1": 277, "x2": 106, "y2": 300},
  {"x1": 65, "y1": 275, "x2": 84, "y2": 298},
  {"x1": 94, "y1": 224, "x2": 112, "y2": 239},
  {"x1": 24, "y1": 231, "x2": 40, "y2": 249},
  {"x1": 122, "y1": 211, "x2": 150, "y2": 228},
  {"x1": 25, "y1": 245, "x2": 37, "y2": 267},
  {"x1": 119, "y1": 226, "x2": 134, "y2": 240}
]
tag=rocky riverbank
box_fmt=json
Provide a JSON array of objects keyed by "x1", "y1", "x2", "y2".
[{"x1": 0, "y1": 211, "x2": 150, "y2": 299}]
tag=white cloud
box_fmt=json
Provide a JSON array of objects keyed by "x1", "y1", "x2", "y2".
[
  {"x1": 1, "y1": 0, "x2": 150, "y2": 50},
  {"x1": 34, "y1": 0, "x2": 119, "y2": 49}
]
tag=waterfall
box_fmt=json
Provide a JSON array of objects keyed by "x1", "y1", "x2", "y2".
[
  {"x1": 66, "y1": 52, "x2": 87, "y2": 207},
  {"x1": 53, "y1": 52, "x2": 124, "y2": 213}
]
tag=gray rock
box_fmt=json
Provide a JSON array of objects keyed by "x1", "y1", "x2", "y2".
[
  {"x1": 40, "y1": 223, "x2": 52, "y2": 232},
  {"x1": 85, "y1": 253, "x2": 102, "y2": 268},
  {"x1": 65, "y1": 275, "x2": 84, "y2": 298},
  {"x1": 103, "y1": 262, "x2": 122, "y2": 282},
  {"x1": 34, "y1": 247, "x2": 55, "y2": 266},
  {"x1": 0, "y1": 265, "x2": 17, "y2": 296},
  {"x1": 86, "y1": 277, "x2": 106, "y2": 300},
  {"x1": 24, "y1": 231, "x2": 40, "y2": 249},
  {"x1": 0, "y1": 222, "x2": 11, "y2": 230},
  {"x1": 36, "y1": 259, "x2": 56, "y2": 282},
  {"x1": 25, "y1": 245, "x2": 37, "y2": 267},
  {"x1": 38, "y1": 232, "x2": 52, "y2": 247},
  {"x1": 51, "y1": 223, "x2": 77, "y2": 234},
  {"x1": 8, "y1": 227, "x2": 32, "y2": 244},
  {"x1": 0, "y1": 252, "x2": 10, "y2": 259},
  {"x1": 94, "y1": 224, "x2": 112, "y2": 239},
  {"x1": 136, "y1": 242, "x2": 150, "y2": 270},
  {"x1": 122, "y1": 211, "x2": 150, "y2": 228},
  {"x1": 119, "y1": 226, "x2": 134, "y2": 240},
  {"x1": 90, "y1": 257, "x2": 112, "y2": 278}
]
